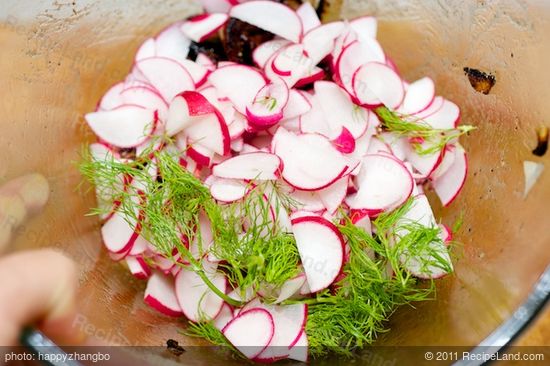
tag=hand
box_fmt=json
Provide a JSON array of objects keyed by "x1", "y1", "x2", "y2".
[{"x1": 0, "y1": 174, "x2": 82, "y2": 346}]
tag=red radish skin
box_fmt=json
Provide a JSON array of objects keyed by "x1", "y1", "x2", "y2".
[
  {"x1": 222, "y1": 308, "x2": 275, "y2": 360},
  {"x1": 126, "y1": 255, "x2": 151, "y2": 279},
  {"x1": 180, "y1": 13, "x2": 229, "y2": 42},
  {"x1": 291, "y1": 216, "x2": 345, "y2": 292},
  {"x1": 246, "y1": 81, "x2": 290, "y2": 128},
  {"x1": 332, "y1": 127, "x2": 356, "y2": 154},
  {"x1": 144, "y1": 272, "x2": 184, "y2": 317},
  {"x1": 187, "y1": 145, "x2": 213, "y2": 167},
  {"x1": 293, "y1": 67, "x2": 325, "y2": 88},
  {"x1": 230, "y1": 1, "x2": 303, "y2": 43}
]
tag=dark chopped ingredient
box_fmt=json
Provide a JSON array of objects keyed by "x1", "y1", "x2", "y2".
[
  {"x1": 166, "y1": 339, "x2": 185, "y2": 356},
  {"x1": 118, "y1": 148, "x2": 136, "y2": 160},
  {"x1": 222, "y1": 18, "x2": 275, "y2": 65},
  {"x1": 532, "y1": 126, "x2": 548, "y2": 157},
  {"x1": 463, "y1": 67, "x2": 496, "y2": 95},
  {"x1": 188, "y1": 39, "x2": 227, "y2": 63}
]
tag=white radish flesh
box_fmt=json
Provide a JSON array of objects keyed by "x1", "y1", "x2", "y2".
[
  {"x1": 180, "y1": 13, "x2": 229, "y2": 43},
  {"x1": 291, "y1": 215, "x2": 344, "y2": 292},
  {"x1": 222, "y1": 308, "x2": 275, "y2": 359},
  {"x1": 432, "y1": 144, "x2": 467, "y2": 206},
  {"x1": 136, "y1": 57, "x2": 195, "y2": 103},
  {"x1": 353, "y1": 62, "x2": 404, "y2": 109},
  {"x1": 213, "y1": 152, "x2": 281, "y2": 180},
  {"x1": 144, "y1": 272, "x2": 183, "y2": 317}
]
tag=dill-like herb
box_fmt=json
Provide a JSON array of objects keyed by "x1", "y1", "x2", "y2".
[
  {"x1": 375, "y1": 106, "x2": 476, "y2": 155},
  {"x1": 80, "y1": 143, "x2": 454, "y2": 359}
]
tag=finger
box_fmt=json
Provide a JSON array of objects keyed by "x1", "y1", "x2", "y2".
[
  {"x1": 0, "y1": 174, "x2": 49, "y2": 252},
  {"x1": 0, "y1": 249, "x2": 83, "y2": 346}
]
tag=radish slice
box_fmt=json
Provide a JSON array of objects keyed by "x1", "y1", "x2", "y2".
[
  {"x1": 405, "y1": 139, "x2": 444, "y2": 178},
  {"x1": 135, "y1": 38, "x2": 156, "y2": 62},
  {"x1": 288, "y1": 331, "x2": 308, "y2": 362},
  {"x1": 252, "y1": 39, "x2": 291, "y2": 69},
  {"x1": 126, "y1": 256, "x2": 151, "y2": 279},
  {"x1": 411, "y1": 95, "x2": 445, "y2": 120},
  {"x1": 136, "y1": 57, "x2": 195, "y2": 103},
  {"x1": 294, "y1": 66, "x2": 325, "y2": 88},
  {"x1": 144, "y1": 272, "x2": 183, "y2": 317},
  {"x1": 524, "y1": 160, "x2": 545, "y2": 198},
  {"x1": 275, "y1": 273, "x2": 306, "y2": 303},
  {"x1": 302, "y1": 21, "x2": 346, "y2": 65},
  {"x1": 423, "y1": 99, "x2": 461, "y2": 129},
  {"x1": 208, "y1": 64, "x2": 266, "y2": 114},
  {"x1": 317, "y1": 177, "x2": 349, "y2": 214},
  {"x1": 296, "y1": 2, "x2": 321, "y2": 33},
  {"x1": 432, "y1": 144, "x2": 467, "y2": 206},
  {"x1": 282, "y1": 90, "x2": 311, "y2": 121},
  {"x1": 86, "y1": 106, "x2": 156, "y2": 148},
  {"x1": 246, "y1": 81, "x2": 290, "y2": 127},
  {"x1": 430, "y1": 144, "x2": 457, "y2": 180},
  {"x1": 222, "y1": 308, "x2": 275, "y2": 359},
  {"x1": 177, "y1": 59, "x2": 210, "y2": 88},
  {"x1": 255, "y1": 303, "x2": 308, "y2": 361},
  {"x1": 267, "y1": 44, "x2": 313, "y2": 88},
  {"x1": 349, "y1": 15, "x2": 377, "y2": 39},
  {"x1": 175, "y1": 264, "x2": 226, "y2": 322},
  {"x1": 155, "y1": 22, "x2": 191, "y2": 63},
  {"x1": 273, "y1": 128, "x2": 350, "y2": 191},
  {"x1": 396, "y1": 195, "x2": 453, "y2": 279},
  {"x1": 199, "y1": 0, "x2": 234, "y2": 13},
  {"x1": 98, "y1": 82, "x2": 124, "y2": 110},
  {"x1": 299, "y1": 94, "x2": 335, "y2": 139},
  {"x1": 353, "y1": 62, "x2": 404, "y2": 109},
  {"x1": 346, "y1": 154, "x2": 413, "y2": 214},
  {"x1": 314, "y1": 81, "x2": 369, "y2": 138},
  {"x1": 336, "y1": 40, "x2": 385, "y2": 97},
  {"x1": 210, "y1": 178, "x2": 249, "y2": 202},
  {"x1": 181, "y1": 13, "x2": 229, "y2": 43},
  {"x1": 213, "y1": 152, "x2": 281, "y2": 180},
  {"x1": 213, "y1": 303, "x2": 234, "y2": 330},
  {"x1": 120, "y1": 86, "x2": 168, "y2": 120},
  {"x1": 168, "y1": 91, "x2": 230, "y2": 155},
  {"x1": 291, "y1": 215, "x2": 344, "y2": 292},
  {"x1": 397, "y1": 77, "x2": 435, "y2": 114},
  {"x1": 187, "y1": 143, "x2": 214, "y2": 166},
  {"x1": 230, "y1": 1, "x2": 303, "y2": 43}
]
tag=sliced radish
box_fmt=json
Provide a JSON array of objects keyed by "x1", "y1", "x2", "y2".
[
  {"x1": 167, "y1": 91, "x2": 230, "y2": 155},
  {"x1": 299, "y1": 94, "x2": 335, "y2": 138},
  {"x1": 346, "y1": 154, "x2": 413, "y2": 215},
  {"x1": 395, "y1": 195, "x2": 453, "y2": 279},
  {"x1": 294, "y1": 66, "x2": 325, "y2": 88},
  {"x1": 208, "y1": 64, "x2": 266, "y2": 114},
  {"x1": 213, "y1": 152, "x2": 281, "y2": 180},
  {"x1": 290, "y1": 189, "x2": 326, "y2": 212},
  {"x1": 98, "y1": 82, "x2": 124, "y2": 111},
  {"x1": 196, "y1": 53, "x2": 216, "y2": 71},
  {"x1": 177, "y1": 59, "x2": 210, "y2": 87},
  {"x1": 275, "y1": 273, "x2": 306, "y2": 303},
  {"x1": 410, "y1": 95, "x2": 445, "y2": 120},
  {"x1": 213, "y1": 303, "x2": 234, "y2": 331},
  {"x1": 144, "y1": 271, "x2": 183, "y2": 317},
  {"x1": 288, "y1": 331, "x2": 308, "y2": 362},
  {"x1": 120, "y1": 86, "x2": 168, "y2": 120},
  {"x1": 302, "y1": 21, "x2": 345, "y2": 65},
  {"x1": 349, "y1": 15, "x2": 377, "y2": 39},
  {"x1": 397, "y1": 77, "x2": 435, "y2": 114},
  {"x1": 155, "y1": 22, "x2": 191, "y2": 63},
  {"x1": 432, "y1": 144, "x2": 467, "y2": 206},
  {"x1": 353, "y1": 62, "x2": 404, "y2": 109},
  {"x1": 86, "y1": 106, "x2": 156, "y2": 148},
  {"x1": 296, "y1": 2, "x2": 321, "y2": 32},
  {"x1": 126, "y1": 255, "x2": 151, "y2": 279},
  {"x1": 267, "y1": 44, "x2": 313, "y2": 88},
  {"x1": 291, "y1": 215, "x2": 344, "y2": 292},
  {"x1": 252, "y1": 39, "x2": 291, "y2": 68},
  {"x1": 314, "y1": 81, "x2": 369, "y2": 138},
  {"x1": 175, "y1": 264, "x2": 226, "y2": 322},
  {"x1": 430, "y1": 144, "x2": 457, "y2": 180},
  {"x1": 404, "y1": 139, "x2": 444, "y2": 178},
  {"x1": 273, "y1": 128, "x2": 350, "y2": 191},
  {"x1": 282, "y1": 90, "x2": 311, "y2": 121},
  {"x1": 199, "y1": 0, "x2": 234, "y2": 13},
  {"x1": 135, "y1": 38, "x2": 156, "y2": 62},
  {"x1": 181, "y1": 13, "x2": 229, "y2": 42},
  {"x1": 210, "y1": 177, "x2": 249, "y2": 202},
  {"x1": 423, "y1": 99, "x2": 461, "y2": 129},
  {"x1": 335, "y1": 40, "x2": 383, "y2": 98},
  {"x1": 230, "y1": 1, "x2": 303, "y2": 43},
  {"x1": 317, "y1": 176, "x2": 349, "y2": 213},
  {"x1": 136, "y1": 57, "x2": 195, "y2": 103},
  {"x1": 222, "y1": 308, "x2": 275, "y2": 359},
  {"x1": 255, "y1": 303, "x2": 308, "y2": 361},
  {"x1": 246, "y1": 81, "x2": 289, "y2": 127}
]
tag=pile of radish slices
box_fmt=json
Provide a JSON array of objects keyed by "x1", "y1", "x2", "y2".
[{"x1": 85, "y1": 0, "x2": 468, "y2": 362}]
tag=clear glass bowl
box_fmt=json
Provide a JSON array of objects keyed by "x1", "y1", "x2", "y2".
[{"x1": 1, "y1": 0, "x2": 549, "y2": 364}]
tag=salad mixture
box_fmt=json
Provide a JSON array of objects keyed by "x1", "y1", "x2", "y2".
[{"x1": 81, "y1": 0, "x2": 474, "y2": 362}]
